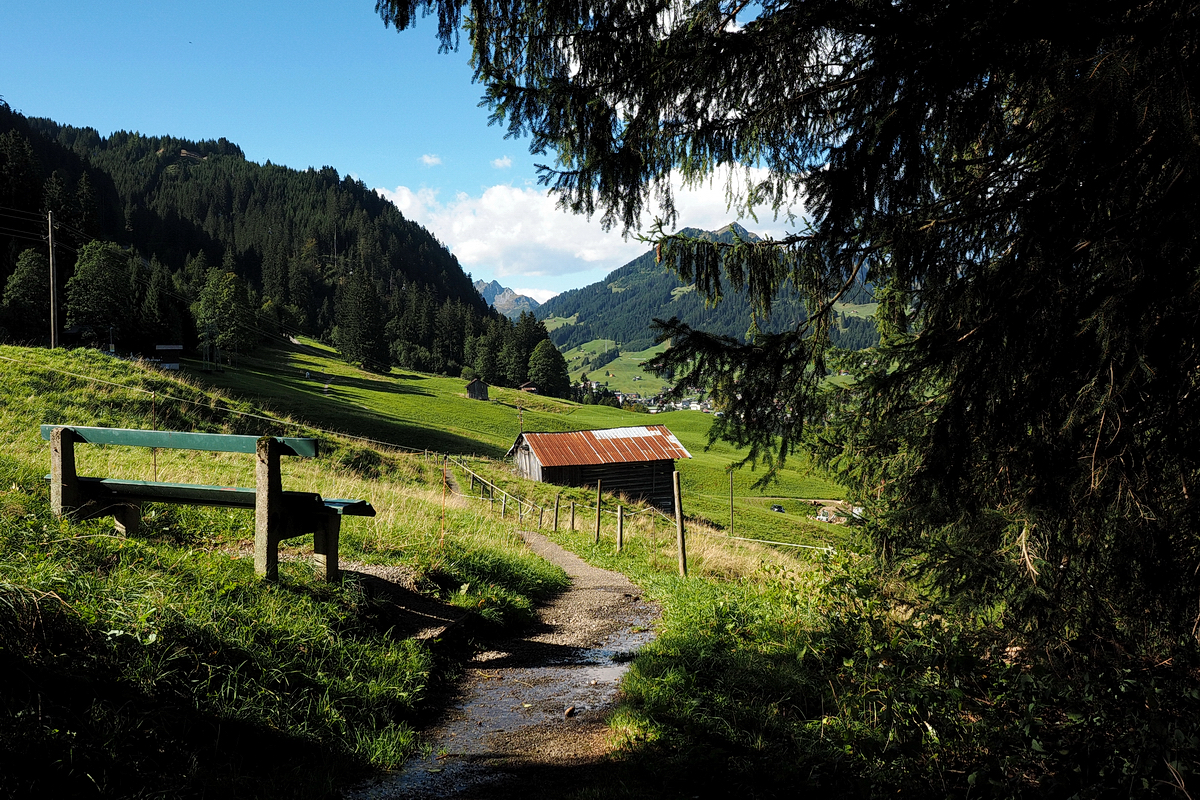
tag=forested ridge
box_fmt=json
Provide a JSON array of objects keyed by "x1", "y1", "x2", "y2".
[
  {"x1": 538, "y1": 224, "x2": 878, "y2": 352},
  {"x1": 0, "y1": 102, "x2": 569, "y2": 384}
]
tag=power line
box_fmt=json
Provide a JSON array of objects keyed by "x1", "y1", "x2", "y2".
[
  {"x1": 0, "y1": 225, "x2": 45, "y2": 244},
  {"x1": 0, "y1": 204, "x2": 44, "y2": 220}
]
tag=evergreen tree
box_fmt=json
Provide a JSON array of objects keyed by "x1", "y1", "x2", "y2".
[
  {"x1": 335, "y1": 268, "x2": 388, "y2": 370},
  {"x1": 378, "y1": 0, "x2": 1200, "y2": 651},
  {"x1": 501, "y1": 310, "x2": 549, "y2": 386},
  {"x1": 74, "y1": 171, "x2": 100, "y2": 238},
  {"x1": 472, "y1": 317, "x2": 507, "y2": 384},
  {"x1": 41, "y1": 171, "x2": 69, "y2": 221},
  {"x1": 139, "y1": 255, "x2": 184, "y2": 348},
  {"x1": 0, "y1": 129, "x2": 42, "y2": 212}
]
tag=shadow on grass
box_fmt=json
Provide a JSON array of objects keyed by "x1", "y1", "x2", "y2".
[
  {"x1": 186, "y1": 364, "x2": 506, "y2": 457},
  {"x1": 0, "y1": 606, "x2": 373, "y2": 800}
]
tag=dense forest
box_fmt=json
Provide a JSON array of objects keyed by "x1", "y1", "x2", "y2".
[
  {"x1": 0, "y1": 102, "x2": 569, "y2": 392},
  {"x1": 537, "y1": 224, "x2": 879, "y2": 353}
]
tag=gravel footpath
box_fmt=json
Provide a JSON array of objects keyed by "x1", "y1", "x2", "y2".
[{"x1": 347, "y1": 529, "x2": 659, "y2": 799}]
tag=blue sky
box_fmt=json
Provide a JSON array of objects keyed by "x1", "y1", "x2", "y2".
[{"x1": 1, "y1": 0, "x2": 794, "y2": 302}]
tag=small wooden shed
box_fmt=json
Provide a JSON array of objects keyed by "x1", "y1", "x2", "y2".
[
  {"x1": 466, "y1": 378, "x2": 489, "y2": 401},
  {"x1": 506, "y1": 425, "x2": 691, "y2": 507}
]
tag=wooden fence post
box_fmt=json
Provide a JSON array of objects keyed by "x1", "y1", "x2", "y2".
[
  {"x1": 595, "y1": 480, "x2": 603, "y2": 544},
  {"x1": 554, "y1": 494, "x2": 560, "y2": 532},
  {"x1": 729, "y1": 469, "x2": 734, "y2": 536},
  {"x1": 502, "y1": 494, "x2": 507, "y2": 518},
  {"x1": 617, "y1": 505, "x2": 624, "y2": 552},
  {"x1": 674, "y1": 470, "x2": 687, "y2": 577},
  {"x1": 571, "y1": 500, "x2": 576, "y2": 530},
  {"x1": 538, "y1": 507, "x2": 544, "y2": 529}
]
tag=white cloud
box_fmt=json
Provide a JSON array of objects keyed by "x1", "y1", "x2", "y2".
[
  {"x1": 420, "y1": 154, "x2": 442, "y2": 166},
  {"x1": 377, "y1": 182, "x2": 644, "y2": 280},
  {"x1": 491, "y1": 156, "x2": 512, "y2": 169},
  {"x1": 512, "y1": 287, "x2": 559, "y2": 303},
  {"x1": 376, "y1": 168, "x2": 802, "y2": 288}
]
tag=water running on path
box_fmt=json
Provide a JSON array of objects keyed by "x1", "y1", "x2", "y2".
[{"x1": 349, "y1": 529, "x2": 658, "y2": 799}]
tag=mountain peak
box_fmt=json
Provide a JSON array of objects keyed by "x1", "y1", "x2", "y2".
[{"x1": 474, "y1": 279, "x2": 541, "y2": 318}]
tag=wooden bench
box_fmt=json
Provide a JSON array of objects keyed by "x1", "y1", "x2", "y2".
[{"x1": 42, "y1": 425, "x2": 375, "y2": 581}]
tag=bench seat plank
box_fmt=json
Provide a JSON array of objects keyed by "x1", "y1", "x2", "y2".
[
  {"x1": 321, "y1": 498, "x2": 377, "y2": 517},
  {"x1": 69, "y1": 477, "x2": 329, "y2": 511},
  {"x1": 40, "y1": 425, "x2": 318, "y2": 457}
]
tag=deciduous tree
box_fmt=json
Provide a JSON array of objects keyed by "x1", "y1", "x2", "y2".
[
  {"x1": 527, "y1": 338, "x2": 569, "y2": 398},
  {"x1": 65, "y1": 241, "x2": 131, "y2": 345},
  {"x1": 192, "y1": 267, "x2": 256, "y2": 358},
  {"x1": 2, "y1": 248, "x2": 49, "y2": 343}
]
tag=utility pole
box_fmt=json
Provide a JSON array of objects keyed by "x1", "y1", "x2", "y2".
[{"x1": 48, "y1": 211, "x2": 59, "y2": 348}]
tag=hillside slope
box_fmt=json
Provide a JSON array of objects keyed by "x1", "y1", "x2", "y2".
[
  {"x1": 0, "y1": 102, "x2": 489, "y2": 355},
  {"x1": 537, "y1": 224, "x2": 878, "y2": 352},
  {"x1": 0, "y1": 344, "x2": 568, "y2": 797}
]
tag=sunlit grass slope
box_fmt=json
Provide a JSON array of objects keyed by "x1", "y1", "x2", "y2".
[
  {"x1": 561, "y1": 340, "x2": 672, "y2": 395},
  {"x1": 191, "y1": 339, "x2": 844, "y2": 549},
  {"x1": 0, "y1": 345, "x2": 567, "y2": 798}
]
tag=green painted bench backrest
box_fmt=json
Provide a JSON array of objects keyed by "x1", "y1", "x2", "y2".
[{"x1": 40, "y1": 425, "x2": 319, "y2": 458}]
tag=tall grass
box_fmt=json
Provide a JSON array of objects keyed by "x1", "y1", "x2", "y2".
[{"x1": 0, "y1": 345, "x2": 568, "y2": 797}]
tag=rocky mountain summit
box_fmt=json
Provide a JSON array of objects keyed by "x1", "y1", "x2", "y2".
[{"x1": 474, "y1": 279, "x2": 541, "y2": 318}]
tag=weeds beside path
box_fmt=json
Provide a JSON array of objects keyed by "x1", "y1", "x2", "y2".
[{"x1": 350, "y1": 529, "x2": 659, "y2": 799}]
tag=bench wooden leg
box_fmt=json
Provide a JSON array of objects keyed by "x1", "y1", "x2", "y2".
[
  {"x1": 113, "y1": 503, "x2": 141, "y2": 537},
  {"x1": 50, "y1": 427, "x2": 80, "y2": 519},
  {"x1": 313, "y1": 515, "x2": 340, "y2": 581},
  {"x1": 255, "y1": 437, "x2": 283, "y2": 580}
]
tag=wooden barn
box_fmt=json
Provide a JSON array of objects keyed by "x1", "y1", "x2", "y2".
[
  {"x1": 506, "y1": 425, "x2": 691, "y2": 507},
  {"x1": 466, "y1": 378, "x2": 489, "y2": 401}
]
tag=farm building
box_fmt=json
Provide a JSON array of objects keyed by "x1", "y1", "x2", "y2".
[
  {"x1": 465, "y1": 378, "x2": 489, "y2": 401},
  {"x1": 506, "y1": 425, "x2": 691, "y2": 507}
]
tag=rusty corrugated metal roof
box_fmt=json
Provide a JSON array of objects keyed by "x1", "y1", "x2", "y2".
[{"x1": 506, "y1": 425, "x2": 692, "y2": 467}]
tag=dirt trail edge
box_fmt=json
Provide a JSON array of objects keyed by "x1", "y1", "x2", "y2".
[{"x1": 348, "y1": 529, "x2": 659, "y2": 800}]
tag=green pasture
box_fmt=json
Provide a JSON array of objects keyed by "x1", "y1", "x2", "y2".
[
  {"x1": 833, "y1": 301, "x2": 879, "y2": 319},
  {"x1": 186, "y1": 340, "x2": 843, "y2": 550},
  {"x1": 541, "y1": 313, "x2": 577, "y2": 332},
  {"x1": 0, "y1": 344, "x2": 568, "y2": 796},
  {"x1": 3, "y1": 344, "x2": 1185, "y2": 799},
  {"x1": 563, "y1": 340, "x2": 672, "y2": 395}
]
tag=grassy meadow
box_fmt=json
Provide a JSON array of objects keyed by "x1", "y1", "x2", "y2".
[
  {"x1": 4, "y1": 341, "x2": 1188, "y2": 799},
  {"x1": 561, "y1": 339, "x2": 672, "y2": 395},
  {"x1": 0, "y1": 345, "x2": 568, "y2": 797},
  {"x1": 192, "y1": 339, "x2": 846, "y2": 551}
]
